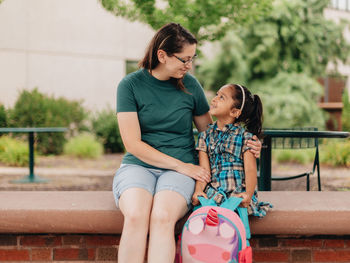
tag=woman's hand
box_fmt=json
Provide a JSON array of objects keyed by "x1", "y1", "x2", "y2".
[
  {"x1": 247, "y1": 135, "x2": 262, "y2": 158},
  {"x1": 191, "y1": 190, "x2": 208, "y2": 206},
  {"x1": 235, "y1": 192, "x2": 252, "y2": 208},
  {"x1": 176, "y1": 163, "x2": 211, "y2": 183}
]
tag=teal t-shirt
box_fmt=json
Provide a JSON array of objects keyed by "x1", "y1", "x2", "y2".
[{"x1": 116, "y1": 68, "x2": 209, "y2": 169}]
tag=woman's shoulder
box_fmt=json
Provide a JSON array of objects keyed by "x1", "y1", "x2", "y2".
[
  {"x1": 117, "y1": 70, "x2": 148, "y2": 96},
  {"x1": 183, "y1": 73, "x2": 203, "y2": 91},
  {"x1": 119, "y1": 69, "x2": 144, "y2": 86}
]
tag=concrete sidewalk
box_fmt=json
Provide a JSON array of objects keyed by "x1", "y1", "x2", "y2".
[
  {"x1": 0, "y1": 166, "x2": 115, "y2": 177},
  {"x1": 0, "y1": 163, "x2": 349, "y2": 191}
]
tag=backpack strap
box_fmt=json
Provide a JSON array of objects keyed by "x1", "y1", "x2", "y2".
[
  {"x1": 220, "y1": 196, "x2": 242, "y2": 211},
  {"x1": 197, "y1": 196, "x2": 217, "y2": 207},
  {"x1": 236, "y1": 206, "x2": 251, "y2": 243},
  {"x1": 222, "y1": 196, "x2": 251, "y2": 242},
  {"x1": 197, "y1": 190, "x2": 228, "y2": 207}
]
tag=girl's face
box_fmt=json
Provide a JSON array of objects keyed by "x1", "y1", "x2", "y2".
[
  {"x1": 162, "y1": 43, "x2": 197, "y2": 79},
  {"x1": 210, "y1": 85, "x2": 239, "y2": 119}
]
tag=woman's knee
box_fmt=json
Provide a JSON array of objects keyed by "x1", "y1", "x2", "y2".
[
  {"x1": 119, "y1": 189, "x2": 153, "y2": 227},
  {"x1": 150, "y1": 207, "x2": 177, "y2": 227},
  {"x1": 150, "y1": 191, "x2": 189, "y2": 227},
  {"x1": 124, "y1": 207, "x2": 151, "y2": 227}
]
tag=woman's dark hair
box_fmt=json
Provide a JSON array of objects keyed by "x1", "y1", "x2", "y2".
[
  {"x1": 139, "y1": 23, "x2": 197, "y2": 92},
  {"x1": 228, "y1": 84, "x2": 263, "y2": 138}
]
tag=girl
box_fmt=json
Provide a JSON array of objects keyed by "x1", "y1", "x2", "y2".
[
  {"x1": 192, "y1": 84, "x2": 271, "y2": 217},
  {"x1": 114, "y1": 23, "x2": 262, "y2": 263}
]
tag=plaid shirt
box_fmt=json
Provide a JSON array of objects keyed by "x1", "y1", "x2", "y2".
[{"x1": 196, "y1": 122, "x2": 271, "y2": 217}]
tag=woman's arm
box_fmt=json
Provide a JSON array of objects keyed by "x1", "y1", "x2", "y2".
[
  {"x1": 117, "y1": 112, "x2": 210, "y2": 183},
  {"x1": 247, "y1": 136, "x2": 262, "y2": 158},
  {"x1": 193, "y1": 112, "x2": 212, "y2": 132},
  {"x1": 237, "y1": 151, "x2": 258, "y2": 207},
  {"x1": 192, "y1": 151, "x2": 210, "y2": 205}
]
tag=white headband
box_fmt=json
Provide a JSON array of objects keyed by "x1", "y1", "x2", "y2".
[{"x1": 236, "y1": 84, "x2": 245, "y2": 111}]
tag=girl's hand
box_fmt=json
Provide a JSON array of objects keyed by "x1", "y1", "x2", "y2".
[
  {"x1": 177, "y1": 163, "x2": 211, "y2": 183},
  {"x1": 235, "y1": 192, "x2": 252, "y2": 208},
  {"x1": 247, "y1": 135, "x2": 262, "y2": 158},
  {"x1": 192, "y1": 190, "x2": 208, "y2": 206}
]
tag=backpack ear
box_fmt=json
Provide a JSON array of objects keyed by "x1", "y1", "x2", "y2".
[
  {"x1": 188, "y1": 217, "x2": 204, "y2": 235},
  {"x1": 219, "y1": 221, "x2": 235, "y2": 239}
]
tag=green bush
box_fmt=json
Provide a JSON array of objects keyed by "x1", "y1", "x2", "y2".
[
  {"x1": 0, "y1": 136, "x2": 28, "y2": 166},
  {"x1": 63, "y1": 133, "x2": 103, "y2": 159},
  {"x1": 8, "y1": 88, "x2": 88, "y2": 154},
  {"x1": 91, "y1": 109, "x2": 124, "y2": 153},
  {"x1": 320, "y1": 139, "x2": 350, "y2": 167},
  {"x1": 273, "y1": 149, "x2": 315, "y2": 164},
  {"x1": 0, "y1": 104, "x2": 7, "y2": 128}
]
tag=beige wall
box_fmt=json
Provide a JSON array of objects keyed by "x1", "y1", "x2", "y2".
[{"x1": 0, "y1": 0, "x2": 154, "y2": 110}]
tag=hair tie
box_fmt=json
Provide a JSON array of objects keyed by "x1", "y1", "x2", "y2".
[{"x1": 236, "y1": 84, "x2": 245, "y2": 111}]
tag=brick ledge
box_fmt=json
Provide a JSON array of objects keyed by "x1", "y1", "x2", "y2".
[{"x1": 1, "y1": 191, "x2": 349, "y2": 235}]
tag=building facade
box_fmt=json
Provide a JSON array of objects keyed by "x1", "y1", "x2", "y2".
[{"x1": 0, "y1": 0, "x2": 154, "y2": 111}]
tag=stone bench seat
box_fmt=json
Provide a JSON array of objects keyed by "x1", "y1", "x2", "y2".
[{"x1": 1, "y1": 191, "x2": 350, "y2": 235}]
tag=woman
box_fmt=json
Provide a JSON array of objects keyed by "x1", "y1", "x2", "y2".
[{"x1": 113, "y1": 23, "x2": 261, "y2": 263}]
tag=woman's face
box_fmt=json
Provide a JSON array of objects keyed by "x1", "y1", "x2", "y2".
[{"x1": 164, "y1": 43, "x2": 197, "y2": 79}]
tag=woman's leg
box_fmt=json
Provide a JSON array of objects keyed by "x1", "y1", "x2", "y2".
[
  {"x1": 147, "y1": 190, "x2": 188, "y2": 263},
  {"x1": 118, "y1": 188, "x2": 153, "y2": 263}
]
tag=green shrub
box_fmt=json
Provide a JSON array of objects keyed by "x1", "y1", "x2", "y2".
[
  {"x1": 0, "y1": 136, "x2": 28, "y2": 166},
  {"x1": 63, "y1": 133, "x2": 103, "y2": 159},
  {"x1": 273, "y1": 149, "x2": 315, "y2": 164},
  {"x1": 320, "y1": 139, "x2": 350, "y2": 167},
  {"x1": 8, "y1": 88, "x2": 88, "y2": 154},
  {"x1": 0, "y1": 104, "x2": 7, "y2": 128},
  {"x1": 91, "y1": 109, "x2": 124, "y2": 153}
]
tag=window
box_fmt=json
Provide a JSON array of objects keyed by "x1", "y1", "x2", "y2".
[
  {"x1": 330, "y1": 0, "x2": 350, "y2": 11},
  {"x1": 125, "y1": 60, "x2": 139, "y2": 75}
]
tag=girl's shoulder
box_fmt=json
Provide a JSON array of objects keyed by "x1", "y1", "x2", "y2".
[
  {"x1": 230, "y1": 124, "x2": 253, "y2": 139},
  {"x1": 198, "y1": 123, "x2": 215, "y2": 139}
]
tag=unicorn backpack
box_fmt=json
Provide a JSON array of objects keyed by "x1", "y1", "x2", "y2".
[{"x1": 179, "y1": 193, "x2": 252, "y2": 263}]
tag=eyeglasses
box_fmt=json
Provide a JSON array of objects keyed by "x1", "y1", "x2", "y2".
[{"x1": 173, "y1": 54, "x2": 197, "y2": 65}]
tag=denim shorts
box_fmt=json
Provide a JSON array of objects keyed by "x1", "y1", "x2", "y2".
[{"x1": 112, "y1": 164, "x2": 195, "y2": 209}]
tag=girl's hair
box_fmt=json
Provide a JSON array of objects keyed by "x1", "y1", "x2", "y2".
[
  {"x1": 139, "y1": 23, "x2": 197, "y2": 92},
  {"x1": 228, "y1": 84, "x2": 263, "y2": 138}
]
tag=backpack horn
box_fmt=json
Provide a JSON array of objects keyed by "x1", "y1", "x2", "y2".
[{"x1": 206, "y1": 208, "x2": 219, "y2": 226}]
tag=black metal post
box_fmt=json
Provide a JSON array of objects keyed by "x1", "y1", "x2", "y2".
[
  {"x1": 28, "y1": 132, "x2": 34, "y2": 181},
  {"x1": 259, "y1": 136, "x2": 272, "y2": 191}
]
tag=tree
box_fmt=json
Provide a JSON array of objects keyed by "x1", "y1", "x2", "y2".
[
  {"x1": 197, "y1": 0, "x2": 350, "y2": 128},
  {"x1": 100, "y1": 0, "x2": 272, "y2": 42}
]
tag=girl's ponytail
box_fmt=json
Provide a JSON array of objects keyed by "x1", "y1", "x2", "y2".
[
  {"x1": 245, "y1": 94, "x2": 263, "y2": 138},
  {"x1": 232, "y1": 84, "x2": 263, "y2": 138}
]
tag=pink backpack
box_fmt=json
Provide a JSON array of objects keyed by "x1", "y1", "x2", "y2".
[{"x1": 179, "y1": 193, "x2": 252, "y2": 263}]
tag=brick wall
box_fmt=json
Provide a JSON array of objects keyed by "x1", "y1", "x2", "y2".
[
  {"x1": 251, "y1": 235, "x2": 350, "y2": 262},
  {"x1": 0, "y1": 234, "x2": 120, "y2": 261},
  {"x1": 1, "y1": 234, "x2": 350, "y2": 262}
]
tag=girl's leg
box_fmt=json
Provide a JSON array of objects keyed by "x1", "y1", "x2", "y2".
[
  {"x1": 147, "y1": 190, "x2": 188, "y2": 263},
  {"x1": 118, "y1": 188, "x2": 153, "y2": 263}
]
